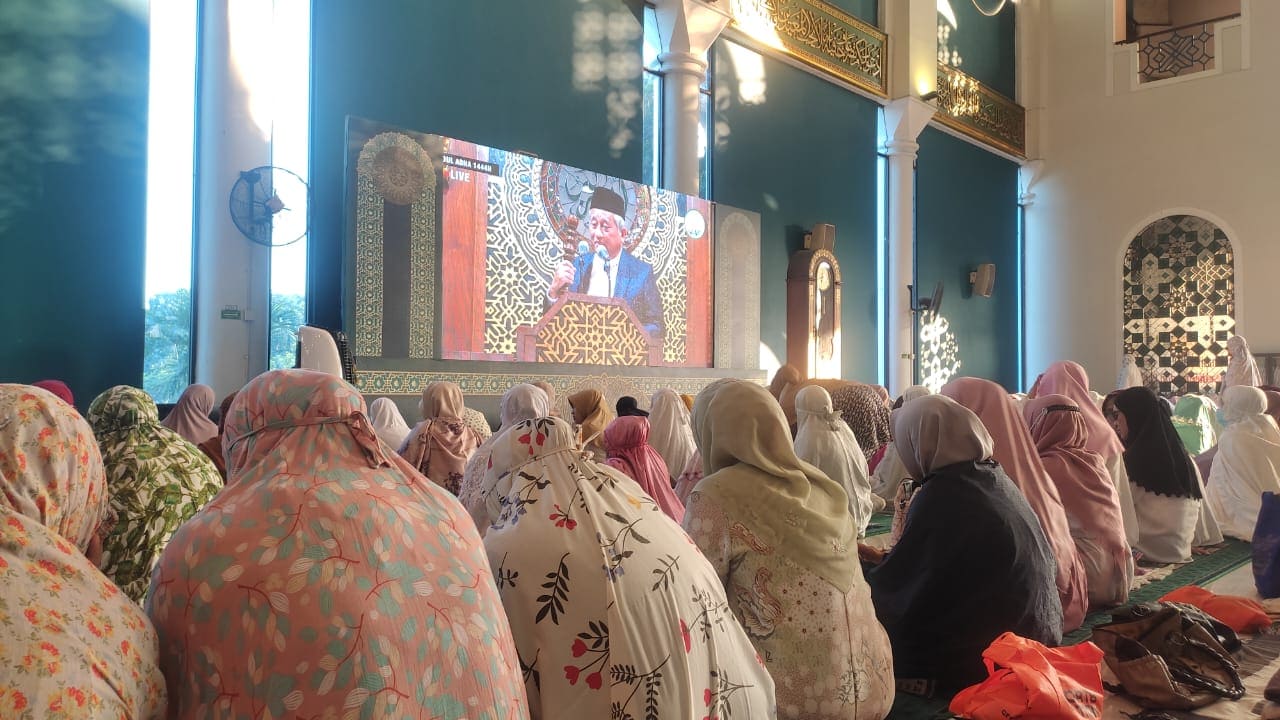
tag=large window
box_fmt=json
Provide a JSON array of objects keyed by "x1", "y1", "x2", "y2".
[
  {"x1": 143, "y1": 0, "x2": 198, "y2": 403},
  {"x1": 642, "y1": 4, "x2": 712, "y2": 197},
  {"x1": 265, "y1": 0, "x2": 311, "y2": 369}
]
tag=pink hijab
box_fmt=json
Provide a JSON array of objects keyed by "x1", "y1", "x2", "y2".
[
  {"x1": 941, "y1": 377, "x2": 1088, "y2": 632},
  {"x1": 1025, "y1": 394, "x2": 1130, "y2": 605},
  {"x1": 160, "y1": 383, "x2": 219, "y2": 445},
  {"x1": 1032, "y1": 361, "x2": 1124, "y2": 459},
  {"x1": 32, "y1": 379, "x2": 75, "y2": 407},
  {"x1": 603, "y1": 416, "x2": 685, "y2": 523}
]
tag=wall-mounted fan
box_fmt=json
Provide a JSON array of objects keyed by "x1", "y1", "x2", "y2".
[{"x1": 228, "y1": 166, "x2": 309, "y2": 246}]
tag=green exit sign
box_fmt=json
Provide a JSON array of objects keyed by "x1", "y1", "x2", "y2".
[{"x1": 221, "y1": 306, "x2": 242, "y2": 320}]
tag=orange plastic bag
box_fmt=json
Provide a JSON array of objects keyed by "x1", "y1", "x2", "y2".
[
  {"x1": 949, "y1": 632, "x2": 1105, "y2": 720},
  {"x1": 1160, "y1": 586, "x2": 1272, "y2": 633}
]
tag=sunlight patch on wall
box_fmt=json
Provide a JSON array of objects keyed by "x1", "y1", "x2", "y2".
[
  {"x1": 919, "y1": 309, "x2": 961, "y2": 392},
  {"x1": 573, "y1": 3, "x2": 642, "y2": 157}
]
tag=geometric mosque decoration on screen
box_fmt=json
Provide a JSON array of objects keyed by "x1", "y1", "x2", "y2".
[
  {"x1": 918, "y1": 308, "x2": 961, "y2": 393},
  {"x1": 484, "y1": 154, "x2": 691, "y2": 363},
  {"x1": 528, "y1": 297, "x2": 653, "y2": 366},
  {"x1": 1123, "y1": 214, "x2": 1235, "y2": 396}
]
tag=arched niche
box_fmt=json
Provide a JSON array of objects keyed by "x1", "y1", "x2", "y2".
[
  {"x1": 786, "y1": 225, "x2": 841, "y2": 379},
  {"x1": 1122, "y1": 214, "x2": 1235, "y2": 395}
]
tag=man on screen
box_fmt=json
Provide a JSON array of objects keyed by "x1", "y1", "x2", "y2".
[{"x1": 548, "y1": 187, "x2": 664, "y2": 338}]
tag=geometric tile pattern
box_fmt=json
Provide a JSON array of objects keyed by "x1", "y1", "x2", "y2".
[
  {"x1": 353, "y1": 172, "x2": 384, "y2": 357},
  {"x1": 353, "y1": 130, "x2": 438, "y2": 358},
  {"x1": 714, "y1": 207, "x2": 762, "y2": 370},
  {"x1": 356, "y1": 370, "x2": 764, "y2": 417},
  {"x1": 531, "y1": 297, "x2": 652, "y2": 366},
  {"x1": 1123, "y1": 215, "x2": 1235, "y2": 396},
  {"x1": 1138, "y1": 24, "x2": 1215, "y2": 84}
]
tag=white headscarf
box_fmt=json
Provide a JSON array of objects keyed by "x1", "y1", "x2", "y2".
[
  {"x1": 368, "y1": 397, "x2": 412, "y2": 450},
  {"x1": 1224, "y1": 335, "x2": 1263, "y2": 390},
  {"x1": 1206, "y1": 386, "x2": 1280, "y2": 541},
  {"x1": 793, "y1": 385, "x2": 876, "y2": 536},
  {"x1": 647, "y1": 389, "x2": 697, "y2": 482},
  {"x1": 458, "y1": 384, "x2": 550, "y2": 535},
  {"x1": 1117, "y1": 354, "x2": 1145, "y2": 390}
]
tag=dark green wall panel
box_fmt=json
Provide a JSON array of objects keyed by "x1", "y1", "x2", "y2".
[
  {"x1": 0, "y1": 9, "x2": 149, "y2": 409},
  {"x1": 915, "y1": 127, "x2": 1018, "y2": 389},
  {"x1": 827, "y1": 0, "x2": 879, "y2": 25},
  {"x1": 712, "y1": 41, "x2": 879, "y2": 381},
  {"x1": 941, "y1": 0, "x2": 1015, "y2": 97},
  {"x1": 309, "y1": 0, "x2": 644, "y2": 330}
]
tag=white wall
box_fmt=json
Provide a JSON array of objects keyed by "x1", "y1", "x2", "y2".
[{"x1": 1024, "y1": 0, "x2": 1278, "y2": 391}]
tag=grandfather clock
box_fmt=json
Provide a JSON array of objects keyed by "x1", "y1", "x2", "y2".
[{"x1": 786, "y1": 223, "x2": 841, "y2": 379}]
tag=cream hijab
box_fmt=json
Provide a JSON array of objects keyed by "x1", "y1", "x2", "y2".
[
  {"x1": 648, "y1": 389, "x2": 697, "y2": 481},
  {"x1": 1224, "y1": 335, "x2": 1263, "y2": 390},
  {"x1": 368, "y1": 397, "x2": 412, "y2": 450},
  {"x1": 1208, "y1": 386, "x2": 1280, "y2": 540},
  {"x1": 893, "y1": 395, "x2": 995, "y2": 480},
  {"x1": 793, "y1": 385, "x2": 876, "y2": 537},
  {"x1": 459, "y1": 384, "x2": 550, "y2": 534},
  {"x1": 691, "y1": 379, "x2": 858, "y2": 592}
]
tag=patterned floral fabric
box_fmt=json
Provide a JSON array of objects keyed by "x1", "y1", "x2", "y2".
[
  {"x1": 464, "y1": 406, "x2": 494, "y2": 441},
  {"x1": 460, "y1": 384, "x2": 551, "y2": 536},
  {"x1": 685, "y1": 380, "x2": 893, "y2": 720},
  {"x1": 483, "y1": 417, "x2": 776, "y2": 719},
  {"x1": 685, "y1": 495, "x2": 894, "y2": 719},
  {"x1": 146, "y1": 370, "x2": 527, "y2": 719},
  {"x1": 86, "y1": 385, "x2": 224, "y2": 602},
  {"x1": 399, "y1": 382, "x2": 483, "y2": 495},
  {"x1": 830, "y1": 385, "x2": 893, "y2": 463},
  {"x1": 0, "y1": 384, "x2": 167, "y2": 719}
]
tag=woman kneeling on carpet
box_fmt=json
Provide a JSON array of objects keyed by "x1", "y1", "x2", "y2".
[
  {"x1": 686, "y1": 379, "x2": 895, "y2": 719},
  {"x1": 868, "y1": 395, "x2": 1063, "y2": 697},
  {"x1": 1104, "y1": 387, "x2": 1222, "y2": 563}
]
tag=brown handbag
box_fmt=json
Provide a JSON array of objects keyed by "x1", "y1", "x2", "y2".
[{"x1": 1092, "y1": 602, "x2": 1245, "y2": 710}]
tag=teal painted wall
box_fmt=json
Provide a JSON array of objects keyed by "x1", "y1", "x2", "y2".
[
  {"x1": 941, "y1": 0, "x2": 1015, "y2": 97},
  {"x1": 711, "y1": 40, "x2": 880, "y2": 381},
  {"x1": 310, "y1": 0, "x2": 645, "y2": 330},
  {"x1": 827, "y1": 0, "x2": 879, "y2": 25},
  {"x1": 915, "y1": 127, "x2": 1019, "y2": 389},
  {"x1": 0, "y1": 8, "x2": 149, "y2": 409}
]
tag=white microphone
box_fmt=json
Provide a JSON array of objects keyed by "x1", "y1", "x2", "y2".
[{"x1": 577, "y1": 240, "x2": 590, "y2": 258}]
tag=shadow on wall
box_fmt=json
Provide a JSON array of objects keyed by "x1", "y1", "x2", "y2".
[
  {"x1": 572, "y1": 0, "x2": 643, "y2": 158},
  {"x1": 0, "y1": 0, "x2": 148, "y2": 233}
]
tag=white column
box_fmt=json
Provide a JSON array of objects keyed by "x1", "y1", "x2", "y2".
[
  {"x1": 194, "y1": 0, "x2": 271, "y2": 398},
  {"x1": 881, "y1": 98, "x2": 935, "y2": 395},
  {"x1": 1018, "y1": 159, "x2": 1043, "y2": 389},
  {"x1": 879, "y1": 0, "x2": 938, "y2": 395},
  {"x1": 653, "y1": 0, "x2": 731, "y2": 196}
]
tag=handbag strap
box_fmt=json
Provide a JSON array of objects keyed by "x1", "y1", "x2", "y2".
[{"x1": 1167, "y1": 636, "x2": 1245, "y2": 700}]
